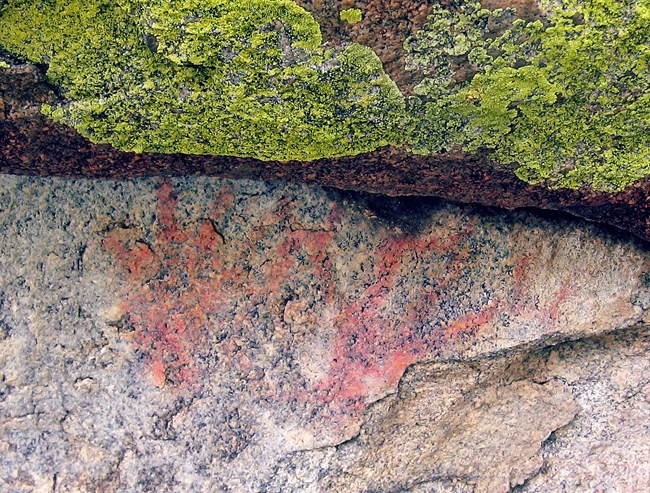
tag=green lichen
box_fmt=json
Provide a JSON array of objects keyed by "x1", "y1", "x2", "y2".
[
  {"x1": 0, "y1": 0, "x2": 649, "y2": 191},
  {"x1": 0, "y1": 61, "x2": 9, "y2": 68},
  {"x1": 340, "y1": 8, "x2": 362, "y2": 25},
  {"x1": 402, "y1": 2, "x2": 514, "y2": 155},
  {"x1": 0, "y1": 0, "x2": 404, "y2": 161},
  {"x1": 404, "y1": 2, "x2": 513, "y2": 95},
  {"x1": 404, "y1": 0, "x2": 650, "y2": 191}
]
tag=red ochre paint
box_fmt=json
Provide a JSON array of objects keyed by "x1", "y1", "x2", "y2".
[
  {"x1": 104, "y1": 182, "x2": 576, "y2": 428},
  {"x1": 103, "y1": 182, "x2": 244, "y2": 388},
  {"x1": 308, "y1": 228, "x2": 486, "y2": 413}
]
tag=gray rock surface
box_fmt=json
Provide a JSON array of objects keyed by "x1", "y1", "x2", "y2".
[{"x1": 0, "y1": 176, "x2": 648, "y2": 492}]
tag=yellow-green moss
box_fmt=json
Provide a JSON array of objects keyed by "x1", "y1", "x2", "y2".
[
  {"x1": 404, "y1": 0, "x2": 650, "y2": 191},
  {"x1": 340, "y1": 8, "x2": 362, "y2": 25},
  {"x1": 1, "y1": 0, "x2": 649, "y2": 191},
  {"x1": 0, "y1": 0, "x2": 404, "y2": 161}
]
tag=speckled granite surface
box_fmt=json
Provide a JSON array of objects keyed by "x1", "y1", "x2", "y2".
[{"x1": 0, "y1": 176, "x2": 648, "y2": 492}]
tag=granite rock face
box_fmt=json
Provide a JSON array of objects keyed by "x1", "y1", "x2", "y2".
[{"x1": 0, "y1": 176, "x2": 648, "y2": 491}]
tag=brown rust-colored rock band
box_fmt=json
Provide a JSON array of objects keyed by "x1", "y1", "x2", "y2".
[{"x1": 1, "y1": 63, "x2": 648, "y2": 242}]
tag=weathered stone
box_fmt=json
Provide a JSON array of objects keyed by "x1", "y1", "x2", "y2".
[
  {"x1": 325, "y1": 379, "x2": 578, "y2": 493},
  {"x1": 0, "y1": 63, "x2": 647, "y2": 241},
  {"x1": 1, "y1": 0, "x2": 649, "y2": 240},
  {"x1": 0, "y1": 176, "x2": 648, "y2": 491},
  {"x1": 268, "y1": 326, "x2": 650, "y2": 492}
]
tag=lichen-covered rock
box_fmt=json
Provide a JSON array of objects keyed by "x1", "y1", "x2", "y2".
[
  {"x1": 0, "y1": 176, "x2": 648, "y2": 491},
  {"x1": 0, "y1": 0, "x2": 404, "y2": 161},
  {"x1": 1, "y1": 0, "x2": 649, "y2": 191}
]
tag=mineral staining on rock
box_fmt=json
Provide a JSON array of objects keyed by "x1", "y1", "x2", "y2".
[
  {"x1": 98, "y1": 179, "x2": 648, "y2": 443},
  {"x1": 0, "y1": 176, "x2": 648, "y2": 490},
  {"x1": 0, "y1": 0, "x2": 649, "y2": 190}
]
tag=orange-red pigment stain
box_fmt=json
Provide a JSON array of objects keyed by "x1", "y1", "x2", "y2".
[
  {"x1": 104, "y1": 182, "x2": 575, "y2": 425},
  {"x1": 104, "y1": 182, "x2": 241, "y2": 388},
  {"x1": 310, "y1": 226, "x2": 489, "y2": 411}
]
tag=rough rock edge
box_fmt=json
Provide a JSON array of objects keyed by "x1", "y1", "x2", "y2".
[
  {"x1": 1, "y1": 60, "x2": 648, "y2": 242},
  {"x1": 267, "y1": 322, "x2": 649, "y2": 493}
]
